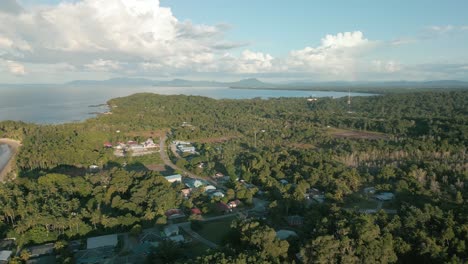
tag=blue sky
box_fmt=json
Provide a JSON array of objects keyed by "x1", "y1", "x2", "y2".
[{"x1": 1, "y1": 0, "x2": 468, "y2": 83}]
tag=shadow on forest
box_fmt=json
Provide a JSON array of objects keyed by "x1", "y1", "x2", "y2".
[{"x1": 18, "y1": 164, "x2": 87, "y2": 179}]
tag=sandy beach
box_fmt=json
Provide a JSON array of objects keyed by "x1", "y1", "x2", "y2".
[{"x1": 0, "y1": 138, "x2": 21, "y2": 182}]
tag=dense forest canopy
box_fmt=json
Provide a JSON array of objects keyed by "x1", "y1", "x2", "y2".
[{"x1": 0, "y1": 90, "x2": 467, "y2": 263}]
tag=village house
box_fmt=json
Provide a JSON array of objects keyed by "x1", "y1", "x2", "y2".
[
  {"x1": 228, "y1": 199, "x2": 241, "y2": 209},
  {"x1": 374, "y1": 192, "x2": 395, "y2": 201},
  {"x1": 191, "y1": 208, "x2": 202, "y2": 215},
  {"x1": 181, "y1": 188, "x2": 191, "y2": 198},
  {"x1": 209, "y1": 191, "x2": 225, "y2": 198},
  {"x1": 217, "y1": 202, "x2": 232, "y2": 213},
  {"x1": 279, "y1": 179, "x2": 289, "y2": 185},
  {"x1": 0, "y1": 251, "x2": 12, "y2": 264},
  {"x1": 286, "y1": 215, "x2": 304, "y2": 226},
  {"x1": 163, "y1": 225, "x2": 179, "y2": 237},
  {"x1": 184, "y1": 178, "x2": 204, "y2": 189},
  {"x1": 213, "y1": 172, "x2": 224, "y2": 178},
  {"x1": 165, "y1": 209, "x2": 185, "y2": 219},
  {"x1": 165, "y1": 174, "x2": 182, "y2": 183},
  {"x1": 204, "y1": 185, "x2": 216, "y2": 193},
  {"x1": 364, "y1": 187, "x2": 376, "y2": 195}
]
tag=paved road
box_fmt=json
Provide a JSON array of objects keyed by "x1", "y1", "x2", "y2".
[{"x1": 159, "y1": 134, "x2": 221, "y2": 188}]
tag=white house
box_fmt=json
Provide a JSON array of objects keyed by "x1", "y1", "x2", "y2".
[
  {"x1": 204, "y1": 185, "x2": 216, "y2": 193},
  {"x1": 165, "y1": 174, "x2": 182, "y2": 183}
]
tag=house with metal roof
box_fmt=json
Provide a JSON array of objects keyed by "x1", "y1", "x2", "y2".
[{"x1": 164, "y1": 174, "x2": 182, "y2": 183}]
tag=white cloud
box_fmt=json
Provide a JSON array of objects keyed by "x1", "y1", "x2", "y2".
[
  {"x1": 85, "y1": 59, "x2": 122, "y2": 72},
  {"x1": 287, "y1": 31, "x2": 374, "y2": 76},
  {"x1": 0, "y1": 0, "x2": 236, "y2": 72},
  {"x1": 235, "y1": 50, "x2": 275, "y2": 73},
  {"x1": 428, "y1": 25, "x2": 454, "y2": 33},
  {"x1": 373, "y1": 60, "x2": 401, "y2": 73},
  {"x1": 426, "y1": 25, "x2": 468, "y2": 34}
]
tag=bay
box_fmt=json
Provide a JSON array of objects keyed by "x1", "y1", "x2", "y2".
[{"x1": 0, "y1": 85, "x2": 375, "y2": 124}]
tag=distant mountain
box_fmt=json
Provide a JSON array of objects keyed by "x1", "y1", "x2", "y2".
[{"x1": 228, "y1": 78, "x2": 276, "y2": 88}]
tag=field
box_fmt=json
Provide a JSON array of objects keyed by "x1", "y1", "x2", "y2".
[
  {"x1": 327, "y1": 128, "x2": 389, "y2": 140},
  {"x1": 196, "y1": 216, "x2": 237, "y2": 244}
]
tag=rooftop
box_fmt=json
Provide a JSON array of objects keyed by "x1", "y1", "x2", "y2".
[
  {"x1": 87, "y1": 234, "x2": 118, "y2": 250},
  {"x1": 0, "y1": 251, "x2": 12, "y2": 262}
]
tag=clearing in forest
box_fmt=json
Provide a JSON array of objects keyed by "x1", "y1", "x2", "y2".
[{"x1": 327, "y1": 128, "x2": 389, "y2": 140}]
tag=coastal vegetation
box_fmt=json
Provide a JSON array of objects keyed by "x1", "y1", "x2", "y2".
[{"x1": 0, "y1": 90, "x2": 467, "y2": 263}]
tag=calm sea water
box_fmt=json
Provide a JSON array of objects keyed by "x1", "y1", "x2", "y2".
[
  {"x1": 0, "y1": 144, "x2": 12, "y2": 173},
  {"x1": 0, "y1": 85, "x2": 375, "y2": 124}
]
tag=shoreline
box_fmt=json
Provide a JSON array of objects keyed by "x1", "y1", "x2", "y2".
[{"x1": 0, "y1": 138, "x2": 21, "y2": 182}]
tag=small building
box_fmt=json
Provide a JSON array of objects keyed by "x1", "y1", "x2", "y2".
[
  {"x1": 168, "y1": 235, "x2": 185, "y2": 243},
  {"x1": 89, "y1": 165, "x2": 99, "y2": 171},
  {"x1": 181, "y1": 188, "x2": 191, "y2": 198},
  {"x1": 204, "y1": 185, "x2": 216, "y2": 193},
  {"x1": 279, "y1": 179, "x2": 289, "y2": 185},
  {"x1": 165, "y1": 174, "x2": 182, "y2": 183},
  {"x1": 286, "y1": 215, "x2": 304, "y2": 227},
  {"x1": 276, "y1": 230, "x2": 298, "y2": 240},
  {"x1": 144, "y1": 138, "x2": 157, "y2": 148},
  {"x1": 217, "y1": 202, "x2": 231, "y2": 213},
  {"x1": 129, "y1": 144, "x2": 145, "y2": 151},
  {"x1": 185, "y1": 178, "x2": 204, "y2": 189},
  {"x1": 103, "y1": 142, "x2": 113, "y2": 148},
  {"x1": 210, "y1": 191, "x2": 225, "y2": 198},
  {"x1": 191, "y1": 208, "x2": 202, "y2": 215},
  {"x1": 27, "y1": 243, "x2": 55, "y2": 258},
  {"x1": 0, "y1": 251, "x2": 12, "y2": 264},
  {"x1": 164, "y1": 225, "x2": 179, "y2": 237},
  {"x1": 214, "y1": 172, "x2": 224, "y2": 178},
  {"x1": 374, "y1": 192, "x2": 394, "y2": 201},
  {"x1": 165, "y1": 209, "x2": 185, "y2": 219},
  {"x1": 228, "y1": 199, "x2": 241, "y2": 209},
  {"x1": 178, "y1": 145, "x2": 196, "y2": 153},
  {"x1": 312, "y1": 194, "x2": 325, "y2": 203},
  {"x1": 364, "y1": 187, "x2": 376, "y2": 194},
  {"x1": 87, "y1": 234, "x2": 118, "y2": 250}
]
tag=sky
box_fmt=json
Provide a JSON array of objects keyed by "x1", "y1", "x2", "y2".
[{"x1": 1, "y1": 0, "x2": 467, "y2": 83}]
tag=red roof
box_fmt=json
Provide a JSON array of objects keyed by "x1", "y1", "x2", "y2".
[
  {"x1": 191, "y1": 208, "x2": 202, "y2": 215},
  {"x1": 165, "y1": 209, "x2": 183, "y2": 217}
]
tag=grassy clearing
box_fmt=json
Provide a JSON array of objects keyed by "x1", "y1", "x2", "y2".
[
  {"x1": 344, "y1": 193, "x2": 379, "y2": 209},
  {"x1": 326, "y1": 127, "x2": 389, "y2": 140},
  {"x1": 196, "y1": 216, "x2": 237, "y2": 244}
]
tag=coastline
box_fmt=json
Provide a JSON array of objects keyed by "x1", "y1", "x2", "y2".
[{"x1": 0, "y1": 138, "x2": 21, "y2": 182}]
